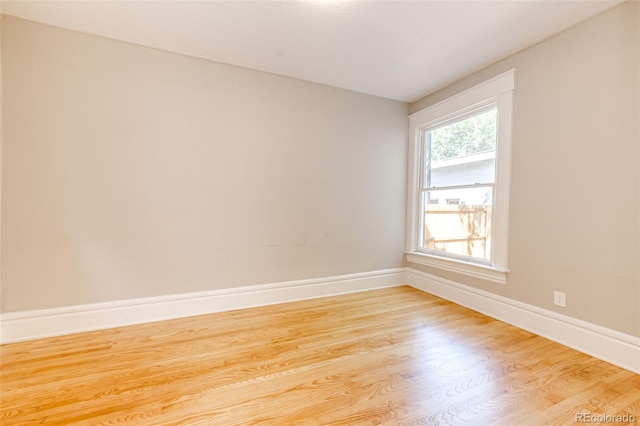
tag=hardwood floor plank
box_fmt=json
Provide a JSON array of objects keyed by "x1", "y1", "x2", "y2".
[{"x1": 1, "y1": 286, "x2": 638, "y2": 425}]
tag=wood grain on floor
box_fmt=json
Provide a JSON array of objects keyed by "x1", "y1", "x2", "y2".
[{"x1": 1, "y1": 286, "x2": 639, "y2": 425}]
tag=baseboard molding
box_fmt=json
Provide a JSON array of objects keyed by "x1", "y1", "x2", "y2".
[
  {"x1": 407, "y1": 268, "x2": 640, "y2": 374},
  {"x1": 0, "y1": 268, "x2": 407, "y2": 344},
  {"x1": 4, "y1": 267, "x2": 638, "y2": 375}
]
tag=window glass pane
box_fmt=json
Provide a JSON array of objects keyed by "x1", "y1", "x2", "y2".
[
  {"x1": 421, "y1": 187, "x2": 493, "y2": 261},
  {"x1": 430, "y1": 152, "x2": 495, "y2": 188},
  {"x1": 424, "y1": 108, "x2": 497, "y2": 188}
]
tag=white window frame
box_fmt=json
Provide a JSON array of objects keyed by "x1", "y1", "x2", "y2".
[{"x1": 406, "y1": 69, "x2": 515, "y2": 284}]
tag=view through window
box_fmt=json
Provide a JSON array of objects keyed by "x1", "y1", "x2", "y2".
[{"x1": 420, "y1": 107, "x2": 497, "y2": 263}]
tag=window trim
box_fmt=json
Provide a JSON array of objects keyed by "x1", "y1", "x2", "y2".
[{"x1": 406, "y1": 69, "x2": 515, "y2": 284}]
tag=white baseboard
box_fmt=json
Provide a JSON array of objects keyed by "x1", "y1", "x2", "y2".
[
  {"x1": 407, "y1": 268, "x2": 640, "y2": 374},
  {"x1": 0, "y1": 268, "x2": 407, "y2": 344},
  {"x1": 3, "y1": 266, "x2": 638, "y2": 375}
]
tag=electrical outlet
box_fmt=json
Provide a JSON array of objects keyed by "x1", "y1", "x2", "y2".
[{"x1": 554, "y1": 291, "x2": 566, "y2": 307}]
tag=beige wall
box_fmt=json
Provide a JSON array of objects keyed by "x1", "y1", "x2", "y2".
[
  {"x1": 1, "y1": 17, "x2": 408, "y2": 312},
  {"x1": 410, "y1": 2, "x2": 640, "y2": 337}
]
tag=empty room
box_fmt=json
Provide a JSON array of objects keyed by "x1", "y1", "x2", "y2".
[{"x1": 0, "y1": 0, "x2": 638, "y2": 425}]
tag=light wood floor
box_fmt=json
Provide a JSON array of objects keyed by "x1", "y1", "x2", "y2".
[{"x1": 1, "y1": 286, "x2": 639, "y2": 425}]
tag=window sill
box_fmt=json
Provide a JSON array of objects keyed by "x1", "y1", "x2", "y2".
[{"x1": 405, "y1": 252, "x2": 508, "y2": 284}]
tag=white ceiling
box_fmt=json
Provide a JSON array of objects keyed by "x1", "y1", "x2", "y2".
[{"x1": 0, "y1": 0, "x2": 623, "y2": 102}]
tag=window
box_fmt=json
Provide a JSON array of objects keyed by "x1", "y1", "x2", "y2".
[
  {"x1": 421, "y1": 107, "x2": 496, "y2": 261},
  {"x1": 406, "y1": 70, "x2": 514, "y2": 284}
]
